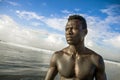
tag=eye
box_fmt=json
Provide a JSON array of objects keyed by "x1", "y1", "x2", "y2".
[
  {"x1": 73, "y1": 26, "x2": 79, "y2": 30},
  {"x1": 65, "y1": 27, "x2": 69, "y2": 31}
]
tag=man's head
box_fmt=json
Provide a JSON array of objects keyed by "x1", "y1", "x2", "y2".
[{"x1": 65, "y1": 15, "x2": 88, "y2": 45}]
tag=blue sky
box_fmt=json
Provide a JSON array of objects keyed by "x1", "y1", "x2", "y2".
[{"x1": 0, "y1": 0, "x2": 120, "y2": 61}]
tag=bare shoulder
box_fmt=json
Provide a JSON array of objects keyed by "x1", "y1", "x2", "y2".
[
  {"x1": 51, "y1": 48, "x2": 65, "y2": 59},
  {"x1": 51, "y1": 47, "x2": 69, "y2": 59},
  {"x1": 86, "y1": 48, "x2": 104, "y2": 66},
  {"x1": 49, "y1": 50, "x2": 63, "y2": 67}
]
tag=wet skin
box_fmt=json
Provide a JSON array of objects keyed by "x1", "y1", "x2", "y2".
[{"x1": 45, "y1": 19, "x2": 107, "y2": 80}]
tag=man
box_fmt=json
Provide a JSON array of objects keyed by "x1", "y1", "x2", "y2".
[{"x1": 45, "y1": 15, "x2": 107, "y2": 80}]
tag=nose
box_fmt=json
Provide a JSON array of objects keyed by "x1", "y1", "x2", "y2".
[{"x1": 67, "y1": 28, "x2": 73, "y2": 35}]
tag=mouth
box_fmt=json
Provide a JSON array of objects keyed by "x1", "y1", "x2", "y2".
[
  {"x1": 66, "y1": 35, "x2": 72, "y2": 38},
  {"x1": 66, "y1": 37, "x2": 73, "y2": 41},
  {"x1": 66, "y1": 35, "x2": 73, "y2": 41},
  {"x1": 67, "y1": 37, "x2": 72, "y2": 39}
]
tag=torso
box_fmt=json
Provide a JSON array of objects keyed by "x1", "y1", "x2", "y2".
[{"x1": 55, "y1": 47, "x2": 98, "y2": 80}]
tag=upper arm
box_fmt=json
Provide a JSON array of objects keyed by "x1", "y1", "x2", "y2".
[
  {"x1": 45, "y1": 53, "x2": 58, "y2": 80},
  {"x1": 95, "y1": 55, "x2": 107, "y2": 80}
]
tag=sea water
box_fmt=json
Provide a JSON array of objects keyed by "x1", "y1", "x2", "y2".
[{"x1": 0, "y1": 41, "x2": 120, "y2": 80}]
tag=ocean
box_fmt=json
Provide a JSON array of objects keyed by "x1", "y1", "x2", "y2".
[{"x1": 0, "y1": 41, "x2": 120, "y2": 80}]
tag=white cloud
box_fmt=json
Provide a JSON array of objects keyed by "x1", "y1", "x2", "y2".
[
  {"x1": 82, "y1": 5, "x2": 120, "y2": 61},
  {"x1": 0, "y1": 15, "x2": 66, "y2": 51},
  {"x1": 103, "y1": 35, "x2": 120, "y2": 48},
  {"x1": 43, "y1": 18, "x2": 67, "y2": 31},
  {"x1": 45, "y1": 33, "x2": 66, "y2": 50},
  {"x1": 83, "y1": 7, "x2": 120, "y2": 49},
  {"x1": 61, "y1": 9, "x2": 81, "y2": 14},
  {"x1": 85, "y1": 40, "x2": 93, "y2": 47},
  {"x1": 84, "y1": 15, "x2": 119, "y2": 47},
  {"x1": 104, "y1": 16, "x2": 120, "y2": 24},
  {"x1": 16, "y1": 10, "x2": 44, "y2": 20},
  {"x1": 31, "y1": 22, "x2": 43, "y2": 27},
  {"x1": 16, "y1": 10, "x2": 67, "y2": 31},
  {"x1": 0, "y1": 15, "x2": 37, "y2": 44},
  {"x1": 101, "y1": 4, "x2": 120, "y2": 16},
  {"x1": 61, "y1": 10, "x2": 72, "y2": 14},
  {"x1": 6, "y1": 1, "x2": 20, "y2": 6},
  {"x1": 0, "y1": 15, "x2": 19, "y2": 40}
]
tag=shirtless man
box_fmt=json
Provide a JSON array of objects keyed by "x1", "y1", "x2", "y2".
[{"x1": 45, "y1": 15, "x2": 107, "y2": 80}]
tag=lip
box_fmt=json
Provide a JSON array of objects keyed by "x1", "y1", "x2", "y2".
[
  {"x1": 67, "y1": 37, "x2": 72, "y2": 39},
  {"x1": 66, "y1": 35, "x2": 73, "y2": 40},
  {"x1": 66, "y1": 35, "x2": 73, "y2": 38},
  {"x1": 66, "y1": 37, "x2": 73, "y2": 41}
]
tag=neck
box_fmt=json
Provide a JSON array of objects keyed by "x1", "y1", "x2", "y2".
[{"x1": 68, "y1": 41, "x2": 85, "y2": 55}]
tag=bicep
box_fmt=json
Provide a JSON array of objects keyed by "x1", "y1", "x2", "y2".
[
  {"x1": 45, "y1": 53, "x2": 58, "y2": 80},
  {"x1": 95, "y1": 69, "x2": 106, "y2": 80},
  {"x1": 95, "y1": 56, "x2": 107, "y2": 80},
  {"x1": 45, "y1": 67, "x2": 58, "y2": 80}
]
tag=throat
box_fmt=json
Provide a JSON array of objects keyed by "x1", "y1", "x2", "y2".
[{"x1": 68, "y1": 44, "x2": 85, "y2": 55}]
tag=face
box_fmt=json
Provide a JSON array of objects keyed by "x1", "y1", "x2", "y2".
[{"x1": 65, "y1": 19, "x2": 85, "y2": 45}]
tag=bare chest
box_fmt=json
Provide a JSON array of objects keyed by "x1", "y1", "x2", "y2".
[{"x1": 56, "y1": 54, "x2": 95, "y2": 79}]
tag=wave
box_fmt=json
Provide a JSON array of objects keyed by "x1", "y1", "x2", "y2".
[
  {"x1": 0, "y1": 41, "x2": 120, "y2": 65},
  {"x1": 104, "y1": 60, "x2": 120, "y2": 66},
  {"x1": 0, "y1": 41, "x2": 53, "y2": 54}
]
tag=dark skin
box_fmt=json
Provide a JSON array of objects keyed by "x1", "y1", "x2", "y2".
[{"x1": 45, "y1": 19, "x2": 107, "y2": 80}]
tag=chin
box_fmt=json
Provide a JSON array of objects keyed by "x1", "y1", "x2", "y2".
[{"x1": 67, "y1": 41, "x2": 75, "y2": 45}]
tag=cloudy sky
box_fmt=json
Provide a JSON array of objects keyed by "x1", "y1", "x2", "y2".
[{"x1": 0, "y1": 0, "x2": 120, "y2": 61}]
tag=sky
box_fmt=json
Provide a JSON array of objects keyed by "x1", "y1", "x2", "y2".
[{"x1": 0, "y1": 0, "x2": 120, "y2": 61}]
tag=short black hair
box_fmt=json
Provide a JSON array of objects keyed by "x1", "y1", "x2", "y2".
[{"x1": 68, "y1": 15, "x2": 87, "y2": 29}]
